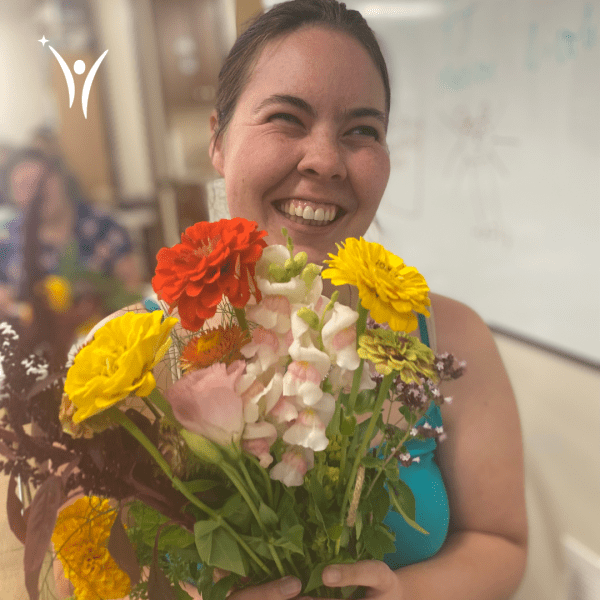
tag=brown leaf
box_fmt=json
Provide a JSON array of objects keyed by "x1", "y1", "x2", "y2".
[
  {"x1": 7, "y1": 474, "x2": 26, "y2": 544},
  {"x1": 147, "y1": 519, "x2": 177, "y2": 600},
  {"x1": 23, "y1": 476, "x2": 66, "y2": 600},
  {"x1": 25, "y1": 372, "x2": 65, "y2": 402},
  {"x1": 147, "y1": 561, "x2": 178, "y2": 600},
  {"x1": 0, "y1": 439, "x2": 17, "y2": 460},
  {"x1": 107, "y1": 505, "x2": 141, "y2": 586}
]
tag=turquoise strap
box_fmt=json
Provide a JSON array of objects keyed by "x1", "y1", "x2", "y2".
[{"x1": 417, "y1": 313, "x2": 430, "y2": 348}]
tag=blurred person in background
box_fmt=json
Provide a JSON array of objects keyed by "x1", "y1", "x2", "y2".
[{"x1": 0, "y1": 146, "x2": 143, "y2": 361}]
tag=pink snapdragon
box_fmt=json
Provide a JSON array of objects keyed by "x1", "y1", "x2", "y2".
[
  {"x1": 270, "y1": 446, "x2": 314, "y2": 487},
  {"x1": 242, "y1": 421, "x2": 278, "y2": 467},
  {"x1": 246, "y1": 295, "x2": 291, "y2": 334},
  {"x1": 282, "y1": 393, "x2": 335, "y2": 451},
  {"x1": 283, "y1": 360, "x2": 325, "y2": 406},
  {"x1": 321, "y1": 304, "x2": 360, "y2": 370},
  {"x1": 241, "y1": 326, "x2": 284, "y2": 372}
]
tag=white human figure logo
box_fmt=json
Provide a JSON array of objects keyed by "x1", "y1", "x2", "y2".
[{"x1": 46, "y1": 44, "x2": 108, "y2": 119}]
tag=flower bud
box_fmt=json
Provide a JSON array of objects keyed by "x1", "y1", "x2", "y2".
[
  {"x1": 180, "y1": 429, "x2": 223, "y2": 464},
  {"x1": 296, "y1": 307, "x2": 320, "y2": 330}
]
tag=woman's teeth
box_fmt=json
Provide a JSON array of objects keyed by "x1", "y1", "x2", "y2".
[{"x1": 279, "y1": 200, "x2": 338, "y2": 226}]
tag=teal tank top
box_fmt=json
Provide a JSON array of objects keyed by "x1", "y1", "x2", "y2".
[{"x1": 382, "y1": 314, "x2": 450, "y2": 569}]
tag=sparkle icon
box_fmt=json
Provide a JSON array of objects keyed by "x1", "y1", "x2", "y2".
[{"x1": 38, "y1": 35, "x2": 49, "y2": 47}]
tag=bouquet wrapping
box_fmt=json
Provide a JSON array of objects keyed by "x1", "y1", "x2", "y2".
[{"x1": 0, "y1": 218, "x2": 464, "y2": 600}]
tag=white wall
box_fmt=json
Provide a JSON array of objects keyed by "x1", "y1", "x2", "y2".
[{"x1": 0, "y1": 9, "x2": 53, "y2": 145}]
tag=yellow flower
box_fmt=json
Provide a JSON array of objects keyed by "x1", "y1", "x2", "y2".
[
  {"x1": 42, "y1": 275, "x2": 72, "y2": 313},
  {"x1": 52, "y1": 496, "x2": 131, "y2": 600},
  {"x1": 322, "y1": 238, "x2": 430, "y2": 332},
  {"x1": 64, "y1": 311, "x2": 178, "y2": 423},
  {"x1": 358, "y1": 328, "x2": 438, "y2": 384}
]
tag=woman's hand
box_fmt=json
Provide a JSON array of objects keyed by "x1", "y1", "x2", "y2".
[{"x1": 314, "y1": 561, "x2": 405, "y2": 600}]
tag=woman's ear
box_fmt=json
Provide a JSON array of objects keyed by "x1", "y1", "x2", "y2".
[{"x1": 209, "y1": 111, "x2": 225, "y2": 176}]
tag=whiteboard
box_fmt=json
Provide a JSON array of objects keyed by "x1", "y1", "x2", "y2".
[{"x1": 349, "y1": 0, "x2": 600, "y2": 362}]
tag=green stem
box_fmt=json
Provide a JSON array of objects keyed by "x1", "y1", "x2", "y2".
[
  {"x1": 338, "y1": 301, "x2": 369, "y2": 485},
  {"x1": 107, "y1": 407, "x2": 271, "y2": 575},
  {"x1": 219, "y1": 462, "x2": 266, "y2": 533},
  {"x1": 283, "y1": 549, "x2": 302, "y2": 578},
  {"x1": 247, "y1": 454, "x2": 274, "y2": 506},
  {"x1": 345, "y1": 302, "x2": 369, "y2": 417},
  {"x1": 268, "y1": 544, "x2": 286, "y2": 577},
  {"x1": 339, "y1": 373, "x2": 394, "y2": 530},
  {"x1": 234, "y1": 307, "x2": 249, "y2": 332},
  {"x1": 141, "y1": 395, "x2": 161, "y2": 420},
  {"x1": 239, "y1": 459, "x2": 263, "y2": 505},
  {"x1": 220, "y1": 462, "x2": 285, "y2": 577}
]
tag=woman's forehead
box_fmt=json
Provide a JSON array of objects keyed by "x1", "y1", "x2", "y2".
[{"x1": 240, "y1": 26, "x2": 386, "y2": 112}]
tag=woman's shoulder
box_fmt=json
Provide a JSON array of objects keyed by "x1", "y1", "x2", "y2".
[{"x1": 429, "y1": 292, "x2": 496, "y2": 358}]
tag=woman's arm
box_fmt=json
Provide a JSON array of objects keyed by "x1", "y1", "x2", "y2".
[{"x1": 319, "y1": 294, "x2": 528, "y2": 600}]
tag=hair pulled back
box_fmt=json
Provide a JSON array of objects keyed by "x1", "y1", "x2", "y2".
[{"x1": 212, "y1": 0, "x2": 390, "y2": 146}]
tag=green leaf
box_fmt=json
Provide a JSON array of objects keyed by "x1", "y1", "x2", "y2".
[
  {"x1": 388, "y1": 485, "x2": 428, "y2": 535},
  {"x1": 326, "y1": 523, "x2": 344, "y2": 541},
  {"x1": 204, "y1": 573, "x2": 239, "y2": 600},
  {"x1": 305, "y1": 563, "x2": 327, "y2": 593},
  {"x1": 390, "y1": 479, "x2": 416, "y2": 521},
  {"x1": 222, "y1": 494, "x2": 252, "y2": 529},
  {"x1": 340, "y1": 415, "x2": 357, "y2": 436},
  {"x1": 384, "y1": 461, "x2": 400, "y2": 481},
  {"x1": 194, "y1": 524, "x2": 247, "y2": 576},
  {"x1": 274, "y1": 524, "x2": 304, "y2": 555},
  {"x1": 184, "y1": 479, "x2": 220, "y2": 494},
  {"x1": 354, "y1": 389, "x2": 377, "y2": 414},
  {"x1": 175, "y1": 583, "x2": 194, "y2": 600},
  {"x1": 194, "y1": 519, "x2": 221, "y2": 537},
  {"x1": 361, "y1": 525, "x2": 396, "y2": 560},
  {"x1": 259, "y1": 502, "x2": 279, "y2": 529},
  {"x1": 361, "y1": 456, "x2": 384, "y2": 469},
  {"x1": 326, "y1": 400, "x2": 342, "y2": 436},
  {"x1": 368, "y1": 477, "x2": 391, "y2": 523},
  {"x1": 355, "y1": 510, "x2": 363, "y2": 540}
]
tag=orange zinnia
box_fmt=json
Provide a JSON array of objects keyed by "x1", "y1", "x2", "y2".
[
  {"x1": 180, "y1": 324, "x2": 249, "y2": 371},
  {"x1": 152, "y1": 218, "x2": 267, "y2": 331}
]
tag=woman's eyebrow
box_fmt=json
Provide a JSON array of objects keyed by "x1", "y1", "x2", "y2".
[
  {"x1": 254, "y1": 94, "x2": 316, "y2": 117},
  {"x1": 343, "y1": 107, "x2": 387, "y2": 126}
]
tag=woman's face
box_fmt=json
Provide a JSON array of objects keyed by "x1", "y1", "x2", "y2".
[{"x1": 211, "y1": 26, "x2": 391, "y2": 265}]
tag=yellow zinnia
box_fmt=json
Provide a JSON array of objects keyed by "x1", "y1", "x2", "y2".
[
  {"x1": 52, "y1": 496, "x2": 131, "y2": 600},
  {"x1": 322, "y1": 238, "x2": 430, "y2": 332},
  {"x1": 65, "y1": 311, "x2": 178, "y2": 423}
]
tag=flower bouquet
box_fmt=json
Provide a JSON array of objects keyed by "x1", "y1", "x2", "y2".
[{"x1": 0, "y1": 217, "x2": 464, "y2": 600}]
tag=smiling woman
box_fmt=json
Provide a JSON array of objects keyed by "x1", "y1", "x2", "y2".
[
  {"x1": 210, "y1": 25, "x2": 391, "y2": 267},
  {"x1": 50, "y1": 1, "x2": 527, "y2": 599},
  {"x1": 199, "y1": 2, "x2": 527, "y2": 600}
]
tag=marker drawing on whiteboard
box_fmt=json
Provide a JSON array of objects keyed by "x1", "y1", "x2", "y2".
[
  {"x1": 526, "y1": 3, "x2": 598, "y2": 71},
  {"x1": 441, "y1": 102, "x2": 518, "y2": 245},
  {"x1": 39, "y1": 37, "x2": 108, "y2": 119},
  {"x1": 386, "y1": 116, "x2": 426, "y2": 219}
]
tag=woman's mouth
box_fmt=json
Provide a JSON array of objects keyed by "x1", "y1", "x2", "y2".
[{"x1": 274, "y1": 199, "x2": 342, "y2": 227}]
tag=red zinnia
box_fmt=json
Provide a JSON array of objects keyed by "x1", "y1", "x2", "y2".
[{"x1": 152, "y1": 218, "x2": 268, "y2": 331}]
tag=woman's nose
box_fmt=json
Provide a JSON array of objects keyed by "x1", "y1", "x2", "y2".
[{"x1": 297, "y1": 131, "x2": 347, "y2": 181}]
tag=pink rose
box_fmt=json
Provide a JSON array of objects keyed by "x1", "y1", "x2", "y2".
[{"x1": 166, "y1": 361, "x2": 246, "y2": 446}]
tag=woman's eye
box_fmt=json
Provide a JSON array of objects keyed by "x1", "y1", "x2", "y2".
[
  {"x1": 348, "y1": 125, "x2": 380, "y2": 140},
  {"x1": 269, "y1": 113, "x2": 302, "y2": 125}
]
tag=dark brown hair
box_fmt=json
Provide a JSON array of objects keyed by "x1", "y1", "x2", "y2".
[{"x1": 212, "y1": 0, "x2": 391, "y2": 148}]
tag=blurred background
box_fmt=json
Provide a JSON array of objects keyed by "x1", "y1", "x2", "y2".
[{"x1": 0, "y1": 0, "x2": 598, "y2": 598}]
